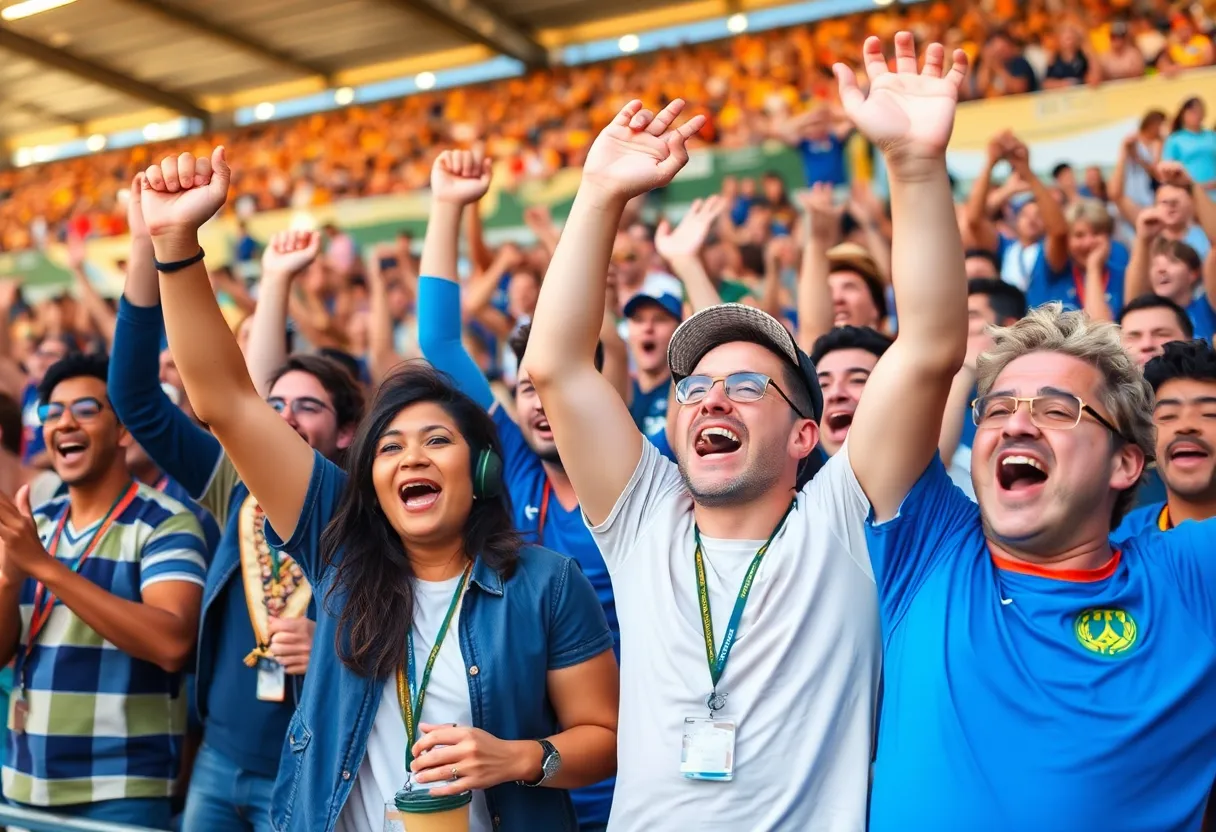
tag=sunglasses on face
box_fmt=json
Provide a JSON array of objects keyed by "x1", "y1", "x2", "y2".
[
  {"x1": 268, "y1": 396, "x2": 333, "y2": 417},
  {"x1": 37, "y1": 397, "x2": 106, "y2": 425},
  {"x1": 675, "y1": 371, "x2": 806, "y2": 418}
]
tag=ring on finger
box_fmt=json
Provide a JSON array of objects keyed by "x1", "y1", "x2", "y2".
[{"x1": 450, "y1": 766, "x2": 459, "y2": 781}]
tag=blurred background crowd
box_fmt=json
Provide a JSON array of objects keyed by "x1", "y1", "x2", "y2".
[{"x1": 3, "y1": 0, "x2": 1216, "y2": 252}]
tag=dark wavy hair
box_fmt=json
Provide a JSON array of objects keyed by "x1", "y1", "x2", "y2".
[
  {"x1": 1144, "y1": 339, "x2": 1216, "y2": 393},
  {"x1": 319, "y1": 361, "x2": 521, "y2": 678}
]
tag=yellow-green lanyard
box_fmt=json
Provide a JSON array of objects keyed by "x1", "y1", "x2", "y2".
[
  {"x1": 693, "y1": 500, "x2": 794, "y2": 714},
  {"x1": 395, "y1": 563, "x2": 471, "y2": 768}
]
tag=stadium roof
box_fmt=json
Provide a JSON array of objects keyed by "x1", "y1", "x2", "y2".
[{"x1": 0, "y1": 0, "x2": 739, "y2": 142}]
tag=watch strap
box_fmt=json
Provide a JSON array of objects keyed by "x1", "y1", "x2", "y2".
[{"x1": 518, "y1": 738, "x2": 560, "y2": 787}]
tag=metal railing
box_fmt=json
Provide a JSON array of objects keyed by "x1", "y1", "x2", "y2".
[{"x1": 0, "y1": 804, "x2": 161, "y2": 832}]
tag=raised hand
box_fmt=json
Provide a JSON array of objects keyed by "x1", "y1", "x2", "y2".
[
  {"x1": 798, "y1": 182, "x2": 846, "y2": 244},
  {"x1": 140, "y1": 148, "x2": 231, "y2": 239},
  {"x1": 1135, "y1": 206, "x2": 1166, "y2": 240},
  {"x1": 1086, "y1": 235, "x2": 1111, "y2": 272},
  {"x1": 126, "y1": 174, "x2": 150, "y2": 241},
  {"x1": 835, "y1": 33, "x2": 968, "y2": 177},
  {"x1": 655, "y1": 195, "x2": 726, "y2": 261},
  {"x1": 582, "y1": 99, "x2": 706, "y2": 203},
  {"x1": 1155, "y1": 161, "x2": 1194, "y2": 189},
  {"x1": 262, "y1": 230, "x2": 321, "y2": 280},
  {"x1": 432, "y1": 149, "x2": 492, "y2": 206},
  {"x1": 66, "y1": 234, "x2": 87, "y2": 271}
]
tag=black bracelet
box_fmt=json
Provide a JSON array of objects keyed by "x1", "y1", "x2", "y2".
[{"x1": 153, "y1": 248, "x2": 206, "y2": 273}]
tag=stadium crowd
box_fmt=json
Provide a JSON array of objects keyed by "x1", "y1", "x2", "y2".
[
  {"x1": 4, "y1": 0, "x2": 1216, "y2": 251},
  {"x1": 0, "y1": 5, "x2": 1212, "y2": 832}
]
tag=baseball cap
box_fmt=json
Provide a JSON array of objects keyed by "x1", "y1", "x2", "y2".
[
  {"x1": 826, "y1": 242, "x2": 888, "y2": 320},
  {"x1": 667, "y1": 303, "x2": 826, "y2": 483},
  {"x1": 624, "y1": 291, "x2": 683, "y2": 322}
]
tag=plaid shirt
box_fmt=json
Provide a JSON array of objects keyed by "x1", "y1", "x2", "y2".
[{"x1": 2, "y1": 482, "x2": 207, "y2": 807}]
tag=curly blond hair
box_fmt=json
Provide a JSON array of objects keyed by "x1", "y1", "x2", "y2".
[{"x1": 975, "y1": 304, "x2": 1154, "y2": 524}]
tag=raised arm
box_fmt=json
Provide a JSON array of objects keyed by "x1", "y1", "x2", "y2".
[
  {"x1": 1123, "y1": 209, "x2": 1163, "y2": 303},
  {"x1": 65, "y1": 236, "x2": 117, "y2": 348},
  {"x1": 109, "y1": 174, "x2": 222, "y2": 499},
  {"x1": 141, "y1": 149, "x2": 315, "y2": 542},
  {"x1": 962, "y1": 135, "x2": 1007, "y2": 253},
  {"x1": 416, "y1": 150, "x2": 500, "y2": 412},
  {"x1": 654, "y1": 195, "x2": 727, "y2": 313},
  {"x1": 245, "y1": 230, "x2": 321, "y2": 395},
  {"x1": 524, "y1": 100, "x2": 705, "y2": 525},
  {"x1": 1158, "y1": 161, "x2": 1216, "y2": 243},
  {"x1": 1008, "y1": 138, "x2": 1069, "y2": 271},
  {"x1": 842, "y1": 34, "x2": 969, "y2": 522},
  {"x1": 795, "y1": 183, "x2": 844, "y2": 352}
]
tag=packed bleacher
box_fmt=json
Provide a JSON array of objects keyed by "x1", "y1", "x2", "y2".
[
  {"x1": 3, "y1": 0, "x2": 1216, "y2": 253},
  {"x1": 0, "y1": 1, "x2": 1214, "y2": 831}
]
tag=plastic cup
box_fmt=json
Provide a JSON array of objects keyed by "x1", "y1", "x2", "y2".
[{"x1": 384, "y1": 788, "x2": 472, "y2": 832}]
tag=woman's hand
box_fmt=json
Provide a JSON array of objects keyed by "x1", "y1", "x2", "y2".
[
  {"x1": 410, "y1": 723, "x2": 540, "y2": 796},
  {"x1": 141, "y1": 148, "x2": 232, "y2": 261}
]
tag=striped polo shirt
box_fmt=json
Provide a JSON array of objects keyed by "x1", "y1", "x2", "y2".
[{"x1": 2, "y1": 482, "x2": 207, "y2": 807}]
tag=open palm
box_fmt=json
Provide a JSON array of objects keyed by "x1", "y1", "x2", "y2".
[
  {"x1": 655, "y1": 195, "x2": 725, "y2": 260},
  {"x1": 140, "y1": 148, "x2": 231, "y2": 237},
  {"x1": 835, "y1": 34, "x2": 968, "y2": 168},
  {"x1": 583, "y1": 99, "x2": 706, "y2": 202}
]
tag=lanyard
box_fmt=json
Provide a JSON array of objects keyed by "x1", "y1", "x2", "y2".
[
  {"x1": 22, "y1": 482, "x2": 140, "y2": 684},
  {"x1": 693, "y1": 500, "x2": 794, "y2": 712},
  {"x1": 536, "y1": 480, "x2": 552, "y2": 547},
  {"x1": 1158, "y1": 505, "x2": 1173, "y2": 531},
  {"x1": 395, "y1": 563, "x2": 471, "y2": 768}
]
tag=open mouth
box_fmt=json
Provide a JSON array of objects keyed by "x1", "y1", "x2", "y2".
[
  {"x1": 532, "y1": 417, "x2": 552, "y2": 438},
  {"x1": 824, "y1": 410, "x2": 854, "y2": 438},
  {"x1": 1167, "y1": 442, "x2": 1211, "y2": 467},
  {"x1": 694, "y1": 425, "x2": 743, "y2": 457},
  {"x1": 54, "y1": 437, "x2": 88, "y2": 463},
  {"x1": 996, "y1": 452, "x2": 1049, "y2": 494},
  {"x1": 398, "y1": 479, "x2": 442, "y2": 512}
]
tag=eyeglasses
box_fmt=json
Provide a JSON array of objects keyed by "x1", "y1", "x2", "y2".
[
  {"x1": 971, "y1": 393, "x2": 1127, "y2": 440},
  {"x1": 37, "y1": 396, "x2": 106, "y2": 425},
  {"x1": 268, "y1": 396, "x2": 334, "y2": 417},
  {"x1": 676, "y1": 371, "x2": 806, "y2": 418}
]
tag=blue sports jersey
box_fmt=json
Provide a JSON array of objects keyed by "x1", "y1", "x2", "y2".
[
  {"x1": 866, "y1": 457, "x2": 1216, "y2": 831},
  {"x1": 1113, "y1": 500, "x2": 1168, "y2": 545},
  {"x1": 1188, "y1": 294, "x2": 1216, "y2": 343},
  {"x1": 1026, "y1": 247, "x2": 1128, "y2": 318},
  {"x1": 628, "y1": 377, "x2": 670, "y2": 439}
]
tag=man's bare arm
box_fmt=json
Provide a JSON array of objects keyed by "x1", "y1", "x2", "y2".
[
  {"x1": 841, "y1": 34, "x2": 970, "y2": 522},
  {"x1": 525, "y1": 100, "x2": 705, "y2": 525}
]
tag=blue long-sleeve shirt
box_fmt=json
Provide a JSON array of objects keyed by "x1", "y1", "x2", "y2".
[
  {"x1": 108, "y1": 297, "x2": 309, "y2": 778},
  {"x1": 417, "y1": 276, "x2": 616, "y2": 827}
]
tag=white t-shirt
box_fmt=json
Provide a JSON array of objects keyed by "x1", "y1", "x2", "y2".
[
  {"x1": 337, "y1": 576, "x2": 493, "y2": 832},
  {"x1": 591, "y1": 440, "x2": 880, "y2": 831}
]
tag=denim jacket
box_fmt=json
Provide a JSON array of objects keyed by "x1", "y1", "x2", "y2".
[{"x1": 265, "y1": 450, "x2": 614, "y2": 832}]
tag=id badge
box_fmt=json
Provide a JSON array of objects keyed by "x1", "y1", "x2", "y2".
[
  {"x1": 256, "y1": 658, "x2": 286, "y2": 702},
  {"x1": 11, "y1": 692, "x2": 27, "y2": 735},
  {"x1": 680, "y1": 717, "x2": 736, "y2": 781}
]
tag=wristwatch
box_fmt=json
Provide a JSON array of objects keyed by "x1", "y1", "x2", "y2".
[{"x1": 519, "y1": 739, "x2": 561, "y2": 787}]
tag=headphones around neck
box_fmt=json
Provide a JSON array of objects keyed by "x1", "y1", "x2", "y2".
[{"x1": 472, "y1": 447, "x2": 504, "y2": 500}]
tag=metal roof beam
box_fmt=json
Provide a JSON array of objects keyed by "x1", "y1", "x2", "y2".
[
  {"x1": 380, "y1": 0, "x2": 547, "y2": 68},
  {"x1": 114, "y1": 0, "x2": 334, "y2": 82},
  {"x1": 0, "y1": 94, "x2": 85, "y2": 134},
  {"x1": 0, "y1": 24, "x2": 209, "y2": 124}
]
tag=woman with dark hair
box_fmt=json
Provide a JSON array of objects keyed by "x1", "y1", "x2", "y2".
[
  {"x1": 1165, "y1": 97, "x2": 1216, "y2": 190},
  {"x1": 136, "y1": 148, "x2": 619, "y2": 832}
]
